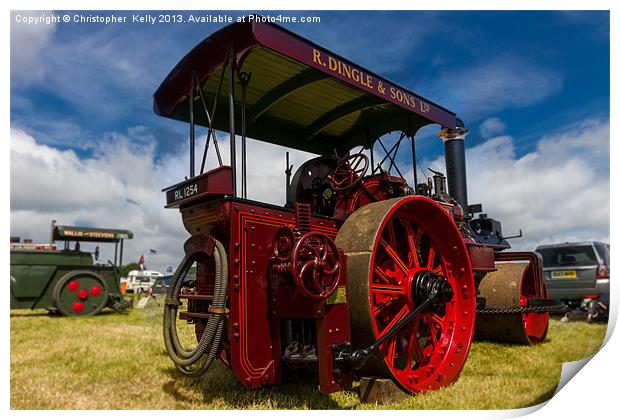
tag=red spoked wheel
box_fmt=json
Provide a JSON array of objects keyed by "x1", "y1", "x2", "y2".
[
  {"x1": 336, "y1": 196, "x2": 476, "y2": 393},
  {"x1": 291, "y1": 232, "x2": 341, "y2": 300}
]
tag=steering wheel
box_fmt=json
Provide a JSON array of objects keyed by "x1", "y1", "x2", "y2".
[{"x1": 327, "y1": 153, "x2": 369, "y2": 191}]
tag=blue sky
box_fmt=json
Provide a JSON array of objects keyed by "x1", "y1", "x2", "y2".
[
  {"x1": 11, "y1": 11, "x2": 609, "y2": 158},
  {"x1": 10, "y1": 10, "x2": 610, "y2": 268}
]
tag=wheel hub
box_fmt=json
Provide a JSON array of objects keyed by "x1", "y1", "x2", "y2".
[{"x1": 412, "y1": 271, "x2": 454, "y2": 305}]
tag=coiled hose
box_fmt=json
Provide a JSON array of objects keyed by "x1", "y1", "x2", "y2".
[{"x1": 163, "y1": 238, "x2": 228, "y2": 377}]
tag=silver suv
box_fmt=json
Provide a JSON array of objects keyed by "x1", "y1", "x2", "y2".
[{"x1": 535, "y1": 241, "x2": 610, "y2": 308}]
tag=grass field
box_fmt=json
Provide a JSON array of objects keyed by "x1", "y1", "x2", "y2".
[{"x1": 10, "y1": 305, "x2": 607, "y2": 410}]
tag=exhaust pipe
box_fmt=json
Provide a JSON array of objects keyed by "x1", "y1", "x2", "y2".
[{"x1": 438, "y1": 118, "x2": 469, "y2": 214}]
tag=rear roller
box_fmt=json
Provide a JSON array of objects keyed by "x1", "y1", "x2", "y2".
[
  {"x1": 52, "y1": 271, "x2": 109, "y2": 316},
  {"x1": 475, "y1": 262, "x2": 549, "y2": 344},
  {"x1": 336, "y1": 196, "x2": 476, "y2": 393}
]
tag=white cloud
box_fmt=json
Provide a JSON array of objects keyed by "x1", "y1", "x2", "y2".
[
  {"x1": 11, "y1": 117, "x2": 609, "y2": 271},
  {"x1": 10, "y1": 127, "x2": 316, "y2": 272},
  {"x1": 10, "y1": 127, "x2": 186, "y2": 270},
  {"x1": 420, "y1": 119, "x2": 609, "y2": 251},
  {"x1": 479, "y1": 117, "x2": 506, "y2": 138}
]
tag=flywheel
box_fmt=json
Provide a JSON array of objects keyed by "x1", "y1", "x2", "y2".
[{"x1": 336, "y1": 196, "x2": 476, "y2": 393}]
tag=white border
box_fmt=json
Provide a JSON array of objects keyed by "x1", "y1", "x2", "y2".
[{"x1": 3, "y1": 1, "x2": 617, "y2": 418}]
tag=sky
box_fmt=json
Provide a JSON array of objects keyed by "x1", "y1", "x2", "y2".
[{"x1": 10, "y1": 10, "x2": 610, "y2": 272}]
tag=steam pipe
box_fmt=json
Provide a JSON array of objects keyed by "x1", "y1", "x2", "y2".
[{"x1": 438, "y1": 118, "x2": 469, "y2": 214}]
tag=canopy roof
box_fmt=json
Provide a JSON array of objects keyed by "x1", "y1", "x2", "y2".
[
  {"x1": 53, "y1": 225, "x2": 133, "y2": 243},
  {"x1": 154, "y1": 20, "x2": 456, "y2": 155}
]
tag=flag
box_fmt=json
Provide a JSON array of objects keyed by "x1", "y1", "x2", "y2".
[
  {"x1": 138, "y1": 254, "x2": 145, "y2": 270},
  {"x1": 149, "y1": 249, "x2": 157, "y2": 254}
]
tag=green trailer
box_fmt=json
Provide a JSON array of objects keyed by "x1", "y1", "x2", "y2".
[{"x1": 10, "y1": 223, "x2": 133, "y2": 316}]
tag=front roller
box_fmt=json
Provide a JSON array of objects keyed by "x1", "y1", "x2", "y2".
[
  {"x1": 336, "y1": 196, "x2": 476, "y2": 393},
  {"x1": 475, "y1": 262, "x2": 549, "y2": 345}
]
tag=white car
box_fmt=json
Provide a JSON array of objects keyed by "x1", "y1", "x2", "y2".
[{"x1": 125, "y1": 270, "x2": 164, "y2": 293}]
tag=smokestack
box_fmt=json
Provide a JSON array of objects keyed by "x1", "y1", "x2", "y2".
[{"x1": 438, "y1": 118, "x2": 469, "y2": 213}]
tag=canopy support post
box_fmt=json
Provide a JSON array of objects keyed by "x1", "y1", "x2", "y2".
[
  {"x1": 189, "y1": 74, "x2": 196, "y2": 178},
  {"x1": 410, "y1": 135, "x2": 418, "y2": 192},
  {"x1": 228, "y1": 45, "x2": 237, "y2": 197},
  {"x1": 114, "y1": 242, "x2": 118, "y2": 267},
  {"x1": 239, "y1": 71, "x2": 251, "y2": 199},
  {"x1": 366, "y1": 130, "x2": 375, "y2": 175}
]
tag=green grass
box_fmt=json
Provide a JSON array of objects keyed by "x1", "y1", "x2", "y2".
[{"x1": 10, "y1": 306, "x2": 607, "y2": 410}]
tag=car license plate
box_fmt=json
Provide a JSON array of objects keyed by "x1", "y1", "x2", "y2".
[{"x1": 551, "y1": 270, "x2": 577, "y2": 279}]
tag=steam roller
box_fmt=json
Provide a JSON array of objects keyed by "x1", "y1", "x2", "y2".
[{"x1": 154, "y1": 19, "x2": 561, "y2": 397}]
